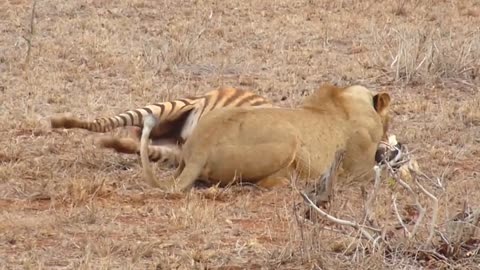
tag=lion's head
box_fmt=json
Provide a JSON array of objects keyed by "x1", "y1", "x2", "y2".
[
  {"x1": 303, "y1": 84, "x2": 393, "y2": 181},
  {"x1": 304, "y1": 84, "x2": 391, "y2": 142}
]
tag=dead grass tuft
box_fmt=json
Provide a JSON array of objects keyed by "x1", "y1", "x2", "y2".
[
  {"x1": 367, "y1": 26, "x2": 480, "y2": 87},
  {"x1": 64, "y1": 176, "x2": 110, "y2": 206}
]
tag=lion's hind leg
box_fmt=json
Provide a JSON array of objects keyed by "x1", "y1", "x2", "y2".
[
  {"x1": 256, "y1": 175, "x2": 290, "y2": 189},
  {"x1": 169, "y1": 142, "x2": 297, "y2": 193},
  {"x1": 207, "y1": 135, "x2": 300, "y2": 186},
  {"x1": 159, "y1": 118, "x2": 301, "y2": 193}
]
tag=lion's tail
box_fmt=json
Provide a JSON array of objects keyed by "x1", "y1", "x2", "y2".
[
  {"x1": 140, "y1": 114, "x2": 204, "y2": 191},
  {"x1": 140, "y1": 114, "x2": 160, "y2": 187}
]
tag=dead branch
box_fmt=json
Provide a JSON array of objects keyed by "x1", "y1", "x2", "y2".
[
  {"x1": 385, "y1": 153, "x2": 426, "y2": 240},
  {"x1": 300, "y1": 191, "x2": 383, "y2": 248},
  {"x1": 443, "y1": 208, "x2": 480, "y2": 246},
  {"x1": 299, "y1": 135, "x2": 461, "y2": 261},
  {"x1": 364, "y1": 165, "x2": 382, "y2": 223},
  {"x1": 416, "y1": 178, "x2": 438, "y2": 247},
  {"x1": 392, "y1": 195, "x2": 411, "y2": 237},
  {"x1": 24, "y1": 0, "x2": 37, "y2": 69}
]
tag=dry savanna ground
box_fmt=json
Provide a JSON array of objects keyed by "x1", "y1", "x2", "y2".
[{"x1": 1, "y1": 0, "x2": 480, "y2": 269}]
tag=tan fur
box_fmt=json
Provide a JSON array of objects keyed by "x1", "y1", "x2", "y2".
[{"x1": 140, "y1": 84, "x2": 392, "y2": 193}]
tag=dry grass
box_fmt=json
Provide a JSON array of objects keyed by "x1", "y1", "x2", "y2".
[{"x1": 1, "y1": 0, "x2": 479, "y2": 268}]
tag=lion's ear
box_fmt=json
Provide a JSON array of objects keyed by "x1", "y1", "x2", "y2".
[{"x1": 373, "y1": 92, "x2": 391, "y2": 113}]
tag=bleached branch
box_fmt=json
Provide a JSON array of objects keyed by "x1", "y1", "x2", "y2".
[
  {"x1": 364, "y1": 165, "x2": 382, "y2": 222},
  {"x1": 300, "y1": 191, "x2": 383, "y2": 248},
  {"x1": 385, "y1": 156, "x2": 426, "y2": 239},
  {"x1": 392, "y1": 195, "x2": 411, "y2": 237},
  {"x1": 410, "y1": 166, "x2": 439, "y2": 248}
]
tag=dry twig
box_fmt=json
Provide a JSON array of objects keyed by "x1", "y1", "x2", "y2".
[
  {"x1": 300, "y1": 191, "x2": 382, "y2": 248},
  {"x1": 410, "y1": 165, "x2": 439, "y2": 248},
  {"x1": 23, "y1": 0, "x2": 37, "y2": 69},
  {"x1": 364, "y1": 165, "x2": 382, "y2": 223},
  {"x1": 392, "y1": 195, "x2": 411, "y2": 237}
]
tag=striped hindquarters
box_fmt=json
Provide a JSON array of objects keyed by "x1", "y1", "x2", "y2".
[
  {"x1": 53, "y1": 86, "x2": 274, "y2": 167},
  {"x1": 50, "y1": 95, "x2": 201, "y2": 133},
  {"x1": 50, "y1": 87, "x2": 271, "y2": 134},
  {"x1": 97, "y1": 87, "x2": 272, "y2": 134},
  {"x1": 197, "y1": 87, "x2": 272, "y2": 117},
  {"x1": 90, "y1": 97, "x2": 199, "y2": 132},
  {"x1": 178, "y1": 87, "x2": 273, "y2": 141}
]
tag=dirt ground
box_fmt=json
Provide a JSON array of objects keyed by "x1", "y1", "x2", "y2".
[{"x1": 1, "y1": 0, "x2": 479, "y2": 269}]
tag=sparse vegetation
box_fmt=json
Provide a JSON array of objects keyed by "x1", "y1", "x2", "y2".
[{"x1": 1, "y1": 0, "x2": 479, "y2": 269}]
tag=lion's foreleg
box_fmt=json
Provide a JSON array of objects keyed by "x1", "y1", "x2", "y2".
[
  {"x1": 205, "y1": 136, "x2": 299, "y2": 187},
  {"x1": 306, "y1": 150, "x2": 346, "y2": 208}
]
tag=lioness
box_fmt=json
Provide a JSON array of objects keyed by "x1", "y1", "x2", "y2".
[{"x1": 141, "y1": 84, "x2": 391, "y2": 193}]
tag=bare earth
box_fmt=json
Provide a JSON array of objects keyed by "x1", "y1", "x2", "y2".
[{"x1": 1, "y1": 0, "x2": 479, "y2": 269}]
